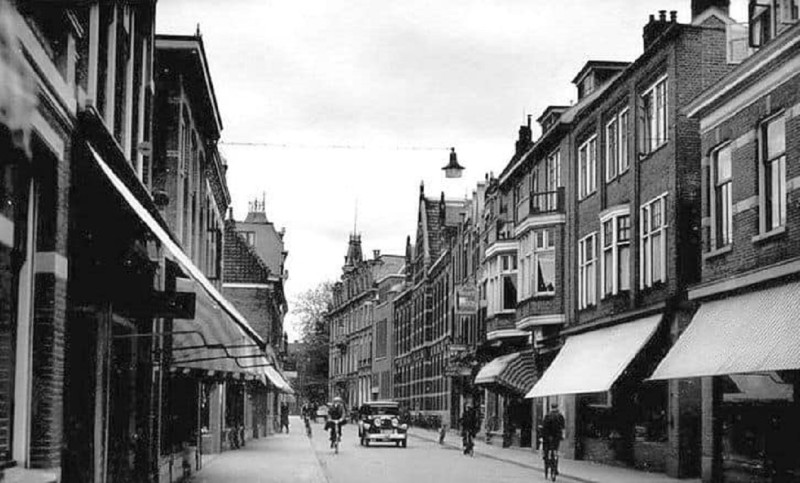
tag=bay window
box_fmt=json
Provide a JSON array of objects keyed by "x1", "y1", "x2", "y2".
[
  {"x1": 579, "y1": 135, "x2": 597, "y2": 199},
  {"x1": 579, "y1": 233, "x2": 597, "y2": 309},
  {"x1": 640, "y1": 76, "x2": 668, "y2": 155},
  {"x1": 601, "y1": 212, "x2": 631, "y2": 297},
  {"x1": 711, "y1": 143, "x2": 733, "y2": 248},
  {"x1": 487, "y1": 254, "x2": 517, "y2": 315},
  {"x1": 641, "y1": 194, "x2": 668, "y2": 288},
  {"x1": 760, "y1": 113, "x2": 786, "y2": 233}
]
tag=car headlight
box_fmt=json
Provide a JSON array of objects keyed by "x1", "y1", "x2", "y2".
[
  {"x1": 400, "y1": 424, "x2": 408, "y2": 430},
  {"x1": 391, "y1": 418, "x2": 399, "y2": 427}
]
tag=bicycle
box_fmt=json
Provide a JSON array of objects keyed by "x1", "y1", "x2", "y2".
[
  {"x1": 328, "y1": 420, "x2": 343, "y2": 454},
  {"x1": 543, "y1": 447, "x2": 559, "y2": 481}
]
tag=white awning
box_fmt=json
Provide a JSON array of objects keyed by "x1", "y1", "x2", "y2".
[
  {"x1": 266, "y1": 366, "x2": 294, "y2": 394},
  {"x1": 526, "y1": 315, "x2": 662, "y2": 398},
  {"x1": 650, "y1": 281, "x2": 800, "y2": 380}
]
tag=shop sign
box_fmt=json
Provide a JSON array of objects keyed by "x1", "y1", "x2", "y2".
[{"x1": 456, "y1": 286, "x2": 477, "y2": 312}]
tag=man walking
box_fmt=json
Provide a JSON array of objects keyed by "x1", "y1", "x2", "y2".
[
  {"x1": 541, "y1": 402, "x2": 565, "y2": 476},
  {"x1": 280, "y1": 402, "x2": 290, "y2": 433}
]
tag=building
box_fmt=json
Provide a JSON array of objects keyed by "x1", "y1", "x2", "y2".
[
  {"x1": 223, "y1": 199, "x2": 292, "y2": 435},
  {"x1": 0, "y1": 4, "x2": 283, "y2": 481},
  {"x1": 372, "y1": 256, "x2": 405, "y2": 401},
  {"x1": 328, "y1": 235, "x2": 403, "y2": 407},
  {"x1": 651, "y1": 3, "x2": 800, "y2": 481},
  {"x1": 393, "y1": 185, "x2": 468, "y2": 423},
  {"x1": 527, "y1": 2, "x2": 738, "y2": 478}
]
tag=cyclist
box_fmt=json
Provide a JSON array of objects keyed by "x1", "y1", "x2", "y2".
[
  {"x1": 541, "y1": 402, "x2": 565, "y2": 478},
  {"x1": 326, "y1": 396, "x2": 346, "y2": 449}
]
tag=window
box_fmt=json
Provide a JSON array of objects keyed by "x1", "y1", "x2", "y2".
[
  {"x1": 640, "y1": 76, "x2": 668, "y2": 155},
  {"x1": 534, "y1": 229, "x2": 556, "y2": 295},
  {"x1": 486, "y1": 254, "x2": 517, "y2": 315},
  {"x1": 606, "y1": 108, "x2": 630, "y2": 181},
  {"x1": 711, "y1": 143, "x2": 733, "y2": 248},
  {"x1": 547, "y1": 149, "x2": 561, "y2": 190},
  {"x1": 579, "y1": 136, "x2": 597, "y2": 199},
  {"x1": 761, "y1": 113, "x2": 786, "y2": 233},
  {"x1": 578, "y1": 233, "x2": 597, "y2": 309},
  {"x1": 601, "y1": 212, "x2": 631, "y2": 297},
  {"x1": 641, "y1": 194, "x2": 668, "y2": 288},
  {"x1": 243, "y1": 231, "x2": 256, "y2": 247}
]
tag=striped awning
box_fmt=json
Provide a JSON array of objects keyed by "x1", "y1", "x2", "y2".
[
  {"x1": 475, "y1": 351, "x2": 537, "y2": 395},
  {"x1": 172, "y1": 278, "x2": 269, "y2": 377},
  {"x1": 651, "y1": 281, "x2": 800, "y2": 380}
]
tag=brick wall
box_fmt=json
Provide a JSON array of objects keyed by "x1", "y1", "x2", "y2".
[
  {"x1": 222, "y1": 287, "x2": 273, "y2": 344},
  {"x1": 700, "y1": 73, "x2": 800, "y2": 283}
]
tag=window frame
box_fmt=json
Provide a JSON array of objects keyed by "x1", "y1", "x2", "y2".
[
  {"x1": 640, "y1": 193, "x2": 668, "y2": 289},
  {"x1": 579, "y1": 135, "x2": 598, "y2": 199},
  {"x1": 640, "y1": 75, "x2": 669, "y2": 156},
  {"x1": 758, "y1": 111, "x2": 787, "y2": 235},
  {"x1": 533, "y1": 229, "x2": 556, "y2": 296},
  {"x1": 606, "y1": 108, "x2": 630, "y2": 182},
  {"x1": 600, "y1": 210, "x2": 631, "y2": 297},
  {"x1": 710, "y1": 142, "x2": 733, "y2": 249},
  {"x1": 578, "y1": 232, "x2": 598, "y2": 309}
]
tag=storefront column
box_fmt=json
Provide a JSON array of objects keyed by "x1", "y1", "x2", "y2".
[
  {"x1": 701, "y1": 377, "x2": 721, "y2": 483},
  {"x1": 666, "y1": 377, "x2": 701, "y2": 478},
  {"x1": 208, "y1": 382, "x2": 223, "y2": 453},
  {"x1": 562, "y1": 394, "x2": 577, "y2": 460}
]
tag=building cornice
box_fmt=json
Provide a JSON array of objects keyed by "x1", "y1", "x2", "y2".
[
  {"x1": 516, "y1": 313, "x2": 565, "y2": 330},
  {"x1": 515, "y1": 213, "x2": 566, "y2": 237}
]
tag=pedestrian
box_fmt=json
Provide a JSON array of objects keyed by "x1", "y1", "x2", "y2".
[
  {"x1": 280, "y1": 402, "x2": 290, "y2": 433},
  {"x1": 325, "y1": 397, "x2": 346, "y2": 448},
  {"x1": 459, "y1": 404, "x2": 479, "y2": 455},
  {"x1": 541, "y1": 402, "x2": 565, "y2": 477},
  {"x1": 438, "y1": 422, "x2": 447, "y2": 445}
]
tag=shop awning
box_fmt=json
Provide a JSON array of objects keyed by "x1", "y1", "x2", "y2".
[
  {"x1": 87, "y1": 143, "x2": 264, "y2": 347},
  {"x1": 265, "y1": 366, "x2": 295, "y2": 395},
  {"x1": 475, "y1": 351, "x2": 537, "y2": 395},
  {"x1": 171, "y1": 278, "x2": 269, "y2": 377},
  {"x1": 650, "y1": 281, "x2": 800, "y2": 380},
  {"x1": 526, "y1": 314, "x2": 662, "y2": 398}
]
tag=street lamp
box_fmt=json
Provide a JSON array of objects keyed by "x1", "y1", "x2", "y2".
[{"x1": 442, "y1": 147, "x2": 465, "y2": 178}]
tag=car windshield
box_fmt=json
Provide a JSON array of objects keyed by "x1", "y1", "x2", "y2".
[{"x1": 365, "y1": 405, "x2": 399, "y2": 416}]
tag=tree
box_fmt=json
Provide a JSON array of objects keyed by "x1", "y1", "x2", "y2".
[{"x1": 291, "y1": 281, "x2": 334, "y2": 404}]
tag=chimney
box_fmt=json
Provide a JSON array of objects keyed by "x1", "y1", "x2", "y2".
[
  {"x1": 691, "y1": 0, "x2": 729, "y2": 21},
  {"x1": 643, "y1": 10, "x2": 674, "y2": 50},
  {"x1": 373, "y1": 249, "x2": 381, "y2": 259},
  {"x1": 670, "y1": 10, "x2": 677, "y2": 22},
  {"x1": 515, "y1": 114, "x2": 533, "y2": 155}
]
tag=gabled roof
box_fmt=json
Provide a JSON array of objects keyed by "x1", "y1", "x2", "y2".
[{"x1": 223, "y1": 221, "x2": 271, "y2": 284}]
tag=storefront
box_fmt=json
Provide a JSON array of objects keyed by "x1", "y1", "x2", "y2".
[
  {"x1": 527, "y1": 315, "x2": 669, "y2": 470},
  {"x1": 651, "y1": 282, "x2": 800, "y2": 482},
  {"x1": 474, "y1": 350, "x2": 537, "y2": 447}
]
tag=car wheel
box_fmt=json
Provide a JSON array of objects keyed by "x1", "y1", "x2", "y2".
[
  {"x1": 364, "y1": 439, "x2": 369, "y2": 447},
  {"x1": 401, "y1": 439, "x2": 407, "y2": 448}
]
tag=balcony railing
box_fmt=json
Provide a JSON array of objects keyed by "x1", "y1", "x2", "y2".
[{"x1": 529, "y1": 188, "x2": 564, "y2": 215}]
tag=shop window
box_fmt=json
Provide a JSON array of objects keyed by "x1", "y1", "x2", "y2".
[{"x1": 632, "y1": 381, "x2": 668, "y2": 443}]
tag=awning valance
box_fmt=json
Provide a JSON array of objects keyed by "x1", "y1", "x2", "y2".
[
  {"x1": 171, "y1": 278, "x2": 269, "y2": 377},
  {"x1": 650, "y1": 281, "x2": 800, "y2": 380},
  {"x1": 526, "y1": 314, "x2": 661, "y2": 398},
  {"x1": 87, "y1": 143, "x2": 264, "y2": 347},
  {"x1": 475, "y1": 351, "x2": 537, "y2": 395}
]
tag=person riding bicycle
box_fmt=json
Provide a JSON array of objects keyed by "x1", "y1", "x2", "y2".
[
  {"x1": 326, "y1": 396, "x2": 346, "y2": 448},
  {"x1": 541, "y1": 403, "x2": 565, "y2": 473}
]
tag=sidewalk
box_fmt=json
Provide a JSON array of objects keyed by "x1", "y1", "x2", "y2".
[
  {"x1": 409, "y1": 427, "x2": 700, "y2": 483},
  {"x1": 189, "y1": 417, "x2": 326, "y2": 483}
]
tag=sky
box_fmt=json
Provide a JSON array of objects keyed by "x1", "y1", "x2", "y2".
[{"x1": 156, "y1": 0, "x2": 748, "y2": 341}]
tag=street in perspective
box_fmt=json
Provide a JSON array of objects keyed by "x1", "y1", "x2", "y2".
[{"x1": 1, "y1": 0, "x2": 800, "y2": 482}]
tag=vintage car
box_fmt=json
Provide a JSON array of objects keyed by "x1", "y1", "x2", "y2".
[{"x1": 358, "y1": 400, "x2": 408, "y2": 447}]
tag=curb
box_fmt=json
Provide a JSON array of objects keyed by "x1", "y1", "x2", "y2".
[{"x1": 409, "y1": 430, "x2": 595, "y2": 483}]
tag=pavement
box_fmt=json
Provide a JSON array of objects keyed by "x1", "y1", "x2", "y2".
[
  {"x1": 409, "y1": 426, "x2": 701, "y2": 483},
  {"x1": 187, "y1": 417, "x2": 700, "y2": 483}
]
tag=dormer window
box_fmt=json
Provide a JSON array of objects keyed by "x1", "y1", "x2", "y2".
[{"x1": 749, "y1": 0, "x2": 800, "y2": 47}]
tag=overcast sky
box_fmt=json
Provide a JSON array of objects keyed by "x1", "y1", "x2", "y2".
[{"x1": 156, "y1": 0, "x2": 747, "y2": 340}]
